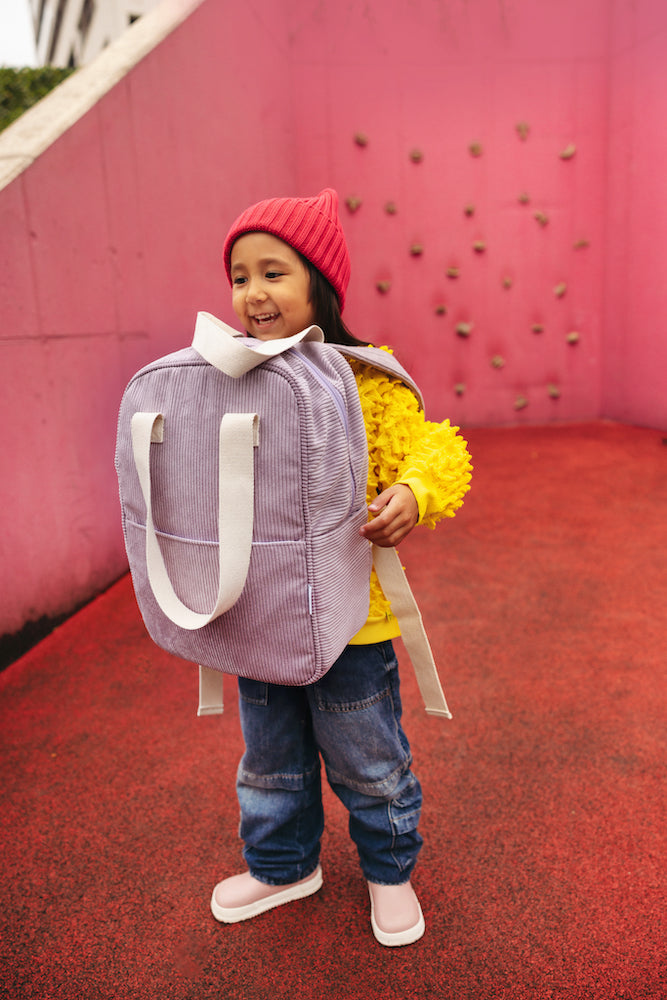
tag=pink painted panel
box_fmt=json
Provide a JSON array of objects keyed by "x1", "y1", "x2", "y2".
[
  {"x1": 0, "y1": 335, "x2": 125, "y2": 630},
  {"x1": 0, "y1": 177, "x2": 40, "y2": 339},
  {"x1": 0, "y1": 340, "x2": 53, "y2": 631},
  {"x1": 96, "y1": 80, "x2": 149, "y2": 337},
  {"x1": 20, "y1": 110, "x2": 117, "y2": 338},
  {"x1": 117, "y1": 0, "x2": 296, "y2": 349},
  {"x1": 603, "y1": 5, "x2": 667, "y2": 426},
  {"x1": 612, "y1": 0, "x2": 667, "y2": 50},
  {"x1": 286, "y1": 0, "x2": 610, "y2": 64}
]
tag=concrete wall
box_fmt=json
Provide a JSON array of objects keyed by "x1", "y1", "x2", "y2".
[
  {"x1": 1, "y1": 0, "x2": 666, "y2": 642},
  {"x1": 0, "y1": 0, "x2": 295, "y2": 636}
]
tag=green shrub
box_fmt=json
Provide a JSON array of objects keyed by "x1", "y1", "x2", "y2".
[{"x1": 0, "y1": 66, "x2": 75, "y2": 133}]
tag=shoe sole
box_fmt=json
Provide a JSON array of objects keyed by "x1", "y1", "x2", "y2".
[
  {"x1": 369, "y1": 889, "x2": 426, "y2": 947},
  {"x1": 210, "y1": 866, "x2": 323, "y2": 924}
]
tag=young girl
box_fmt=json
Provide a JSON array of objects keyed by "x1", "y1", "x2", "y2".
[{"x1": 211, "y1": 189, "x2": 472, "y2": 947}]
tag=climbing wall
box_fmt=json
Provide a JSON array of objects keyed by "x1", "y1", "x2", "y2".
[
  {"x1": 341, "y1": 127, "x2": 598, "y2": 426},
  {"x1": 288, "y1": 0, "x2": 609, "y2": 425}
]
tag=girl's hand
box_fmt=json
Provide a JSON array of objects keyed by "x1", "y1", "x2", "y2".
[{"x1": 359, "y1": 484, "x2": 419, "y2": 548}]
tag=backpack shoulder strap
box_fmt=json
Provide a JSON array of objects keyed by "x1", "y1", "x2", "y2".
[
  {"x1": 372, "y1": 545, "x2": 452, "y2": 719},
  {"x1": 331, "y1": 344, "x2": 424, "y2": 410}
]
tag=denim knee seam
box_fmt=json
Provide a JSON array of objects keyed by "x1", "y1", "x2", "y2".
[
  {"x1": 324, "y1": 755, "x2": 412, "y2": 798},
  {"x1": 237, "y1": 760, "x2": 320, "y2": 791}
]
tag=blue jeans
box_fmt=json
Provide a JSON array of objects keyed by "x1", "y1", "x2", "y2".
[{"x1": 236, "y1": 641, "x2": 422, "y2": 886}]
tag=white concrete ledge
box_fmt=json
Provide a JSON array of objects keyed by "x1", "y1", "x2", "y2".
[{"x1": 0, "y1": 0, "x2": 205, "y2": 191}]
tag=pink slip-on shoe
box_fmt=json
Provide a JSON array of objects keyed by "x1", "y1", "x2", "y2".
[
  {"x1": 211, "y1": 866, "x2": 323, "y2": 923},
  {"x1": 367, "y1": 880, "x2": 425, "y2": 947}
]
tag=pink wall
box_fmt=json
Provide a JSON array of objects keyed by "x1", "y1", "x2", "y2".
[
  {"x1": 0, "y1": 1, "x2": 295, "y2": 636},
  {"x1": 1, "y1": 0, "x2": 666, "y2": 641}
]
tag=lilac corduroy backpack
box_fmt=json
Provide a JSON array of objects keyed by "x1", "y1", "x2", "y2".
[{"x1": 115, "y1": 312, "x2": 451, "y2": 719}]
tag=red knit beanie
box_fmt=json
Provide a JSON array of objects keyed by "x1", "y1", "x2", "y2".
[{"x1": 223, "y1": 189, "x2": 351, "y2": 311}]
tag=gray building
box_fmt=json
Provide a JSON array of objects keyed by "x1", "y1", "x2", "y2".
[{"x1": 29, "y1": 0, "x2": 160, "y2": 66}]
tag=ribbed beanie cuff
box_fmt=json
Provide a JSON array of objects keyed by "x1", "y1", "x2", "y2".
[{"x1": 223, "y1": 189, "x2": 351, "y2": 310}]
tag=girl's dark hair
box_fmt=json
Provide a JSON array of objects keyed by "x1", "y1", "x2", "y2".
[{"x1": 300, "y1": 254, "x2": 372, "y2": 347}]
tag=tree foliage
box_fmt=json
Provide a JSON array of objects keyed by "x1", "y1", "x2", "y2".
[{"x1": 0, "y1": 66, "x2": 75, "y2": 133}]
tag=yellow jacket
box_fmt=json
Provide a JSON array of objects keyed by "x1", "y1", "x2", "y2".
[{"x1": 347, "y1": 354, "x2": 473, "y2": 644}]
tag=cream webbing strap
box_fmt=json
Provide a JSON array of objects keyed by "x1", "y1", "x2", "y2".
[
  {"x1": 372, "y1": 545, "x2": 452, "y2": 719},
  {"x1": 192, "y1": 311, "x2": 324, "y2": 376},
  {"x1": 130, "y1": 410, "x2": 259, "y2": 629},
  {"x1": 198, "y1": 664, "x2": 224, "y2": 717}
]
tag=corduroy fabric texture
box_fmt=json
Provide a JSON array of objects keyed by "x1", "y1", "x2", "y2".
[
  {"x1": 223, "y1": 189, "x2": 351, "y2": 310},
  {"x1": 115, "y1": 339, "x2": 371, "y2": 683}
]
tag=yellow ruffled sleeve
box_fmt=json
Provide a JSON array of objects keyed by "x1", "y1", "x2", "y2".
[{"x1": 351, "y1": 359, "x2": 472, "y2": 528}]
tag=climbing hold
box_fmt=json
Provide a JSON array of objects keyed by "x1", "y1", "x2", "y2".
[
  {"x1": 502, "y1": 276, "x2": 513, "y2": 289},
  {"x1": 409, "y1": 148, "x2": 424, "y2": 163},
  {"x1": 514, "y1": 395, "x2": 529, "y2": 410},
  {"x1": 434, "y1": 304, "x2": 448, "y2": 316},
  {"x1": 554, "y1": 282, "x2": 567, "y2": 298},
  {"x1": 469, "y1": 141, "x2": 483, "y2": 157},
  {"x1": 354, "y1": 132, "x2": 369, "y2": 147},
  {"x1": 548, "y1": 384, "x2": 561, "y2": 398},
  {"x1": 456, "y1": 322, "x2": 473, "y2": 338},
  {"x1": 516, "y1": 121, "x2": 531, "y2": 141},
  {"x1": 384, "y1": 201, "x2": 398, "y2": 215},
  {"x1": 464, "y1": 204, "x2": 475, "y2": 217},
  {"x1": 518, "y1": 192, "x2": 531, "y2": 204},
  {"x1": 409, "y1": 244, "x2": 424, "y2": 256},
  {"x1": 573, "y1": 238, "x2": 590, "y2": 249},
  {"x1": 376, "y1": 280, "x2": 391, "y2": 294},
  {"x1": 491, "y1": 355, "x2": 505, "y2": 369},
  {"x1": 560, "y1": 143, "x2": 577, "y2": 160},
  {"x1": 447, "y1": 267, "x2": 460, "y2": 279},
  {"x1": 534, "y1": 211, "x2": 549, "y2": 227},
  {"x1": 566, "y1": 331, "x2": 580, "y2": 344},
  {"x1": 472, "y1": 241, "x2": 486, "y2": 253},
  {"x1": 454, "y1": 383, "x2": 466, "y2": 396},
  {"x1": 345, "y1": 196, "x2": 362, "y2": 213},
  {"x1": 531, "y1": 323, "x2": 544, "y2": 334}
]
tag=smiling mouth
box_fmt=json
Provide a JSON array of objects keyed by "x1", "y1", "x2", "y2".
[{"x1": 251, "y1": 313, "x2": 279, "y2": 326}]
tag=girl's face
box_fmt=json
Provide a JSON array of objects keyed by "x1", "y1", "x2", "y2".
[{"x1": 230, "y1": 232, "x2": 315, "y2": 341}]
